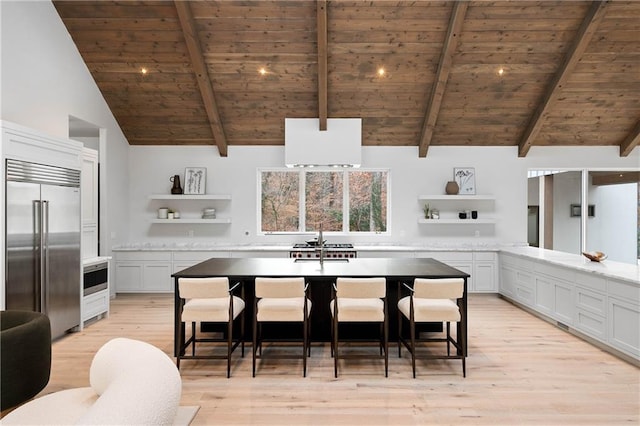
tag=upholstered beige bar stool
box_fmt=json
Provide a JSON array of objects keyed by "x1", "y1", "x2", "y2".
[
  {"x1": 176, "y1": 277, "x2": 245, "y2": 378},
  {"x1": 397, "y1": 278, "x2": 466, "y2": 378},
  {"x1": 330, "y1": 277, "x2": 388, "y2": 378},
  {"x1": 253, "y1": 277, "x2": 311, "y2": 377}
]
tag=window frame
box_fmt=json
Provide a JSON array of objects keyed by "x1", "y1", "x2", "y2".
[{"x1": 257, "y1": 167, "x2": 390, "y2": 236}]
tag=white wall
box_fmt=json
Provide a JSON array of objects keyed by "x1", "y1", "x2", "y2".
[
  {"x1": 1, "y1": 0, "x2": 130, "y2": 295},
  {"x1": 129, "y1": 145, "x2": 525, "y2": 245},
  {"x1": 553, "y1": 171, "x2": 582, "y2": 254},
  {"x1": 128, "y1": 145, "x2": 639, "y2": 249},
  {"x1": 588, "y1": 182, "x2": 637, "y2": 264}
]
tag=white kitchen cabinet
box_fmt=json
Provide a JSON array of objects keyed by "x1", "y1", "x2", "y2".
[
  {"x1": 417, "y1": 195, "x2": 496, "y2": 226},
  {"x1": 534, "y1": 263, "x2": 575, "y2": 325},
  {"x1": 416, "y1": 251, "x2": 474, "y2": 289},
  {"x1": 414, "y1": 251, "x2": 499, "y2": 293},
  {"x1": 499, "y1": 253, "x2": 534, "y2": 307},
  {"x1": 607, "y1": 279, "x2": 640, "y2": 358},
  {"x1": 83, "y1": 290, "x2": 110, "y2": 322},
  {"x1": 473, "y1": 252, "x2": 497, "y2": 292},
  {"x1": 148, "y1": 194, "x2": 231, "y2": 224},
  {"x1": 82, "y1": 258, "x2": 110, "y2": 324},
  {"x1": 114, "y1": 252, "x2": 172, "y2": 293},
  {"x1": 82, "y1": 148, "x2": 99, "y2": 259},
  {"x1": 499, "y1": 252, "x2": 640, "y2": 362},
  {"x1": 574, "y1": 283, "x2": 607, "y2": 341}
]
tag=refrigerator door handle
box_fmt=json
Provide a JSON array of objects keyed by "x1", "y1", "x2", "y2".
[
  {"x1": 42, "y1": 200, "x2": 50, "y2": 314},
  {"x1": 34, "y1": 200, "x2": 43, "y2": 312}
]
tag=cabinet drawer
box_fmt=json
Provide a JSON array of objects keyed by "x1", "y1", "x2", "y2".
[
  {"x1": 500, "y1": 253, "x2": 533, "y2": 271},
  {"x1": 516, "y1": 285, "x2": 534, "y2": 306},
  {"x1": 516, "y1": 269, "x2": 534, "y2": 288},
  {"x1": 534, "y1": 262, "x2": 575, "y2": 282},
  {"x1": 575, "y1": 286, "x2": 606, "y2": 316},
  {"x1": 575, "y1": 308, "x2": 606, "y2": 341},
  {"x1": 575, "y1": 272, "x2": 606, "y2": 293},
  {"x1": 172, "y1": 251, "x2": 229, "y2": 261},
  {"x1": 608, "y1": 279, "x2": 640, "y2": 303},
  {"x1": 83, "y1": 290, "x2": 109, "y2": 321},
  {"x1": 473, "y1": 251, "x2": 496, "y2": 262},
  {"x1": 421, "y1": 251, "x2": 472, "y2": 262},
  {"x1": 115, "y1": 251, "x2": 172, "y2": 261}
]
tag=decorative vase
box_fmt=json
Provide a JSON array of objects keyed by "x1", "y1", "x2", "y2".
[
  {"x1": 445, "y1": 180, "x2": 459, "y2": 195},
  {"x1": 170, "y1": 175, "x2": 183, "y2": 194}
]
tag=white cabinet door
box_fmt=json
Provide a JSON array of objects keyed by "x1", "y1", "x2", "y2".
[
  {"x1": 143, "y1": 263, "x2": 172, "y2": 292},
  {"x1": 607, "y1": 279, "x2": 640, "y2": 358},
  {"x1": 81, "y1": 148, "x2": 98, "y2": 260},
  {"x1": 115, "y1": 262, "x2": 143, "y2": 292},
  {"x1": 473, "y1": 262, "x2": 496, "y2": 292}
]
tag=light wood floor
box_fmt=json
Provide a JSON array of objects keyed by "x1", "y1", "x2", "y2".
[{"x1": 28, "y1": 294, "x2": 640, "y2": 424}]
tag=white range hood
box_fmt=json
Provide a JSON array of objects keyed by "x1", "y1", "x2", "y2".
[{"x1": 285, "y1": 118, "x2": 362, "y2": 167}]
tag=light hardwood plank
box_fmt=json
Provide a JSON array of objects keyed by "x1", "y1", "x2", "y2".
[{"x1": 10, "y1": 294, "x2": 638, "y2": 425}]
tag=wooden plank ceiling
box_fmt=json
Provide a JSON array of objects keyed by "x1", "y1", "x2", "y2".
[{"x1": 53, "y1": 1, "x2": 640, "y2": 157}]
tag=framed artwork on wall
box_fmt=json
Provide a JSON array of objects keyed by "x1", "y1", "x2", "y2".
[
  {"x1": 454, "y1": 167, "x2": 476, "y2": 195},
  {"x1": 184, "y1": 167, "x2": 206, "y2": 195}
]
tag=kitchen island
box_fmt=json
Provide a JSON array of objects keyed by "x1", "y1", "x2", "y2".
[{"x1": 171, "y1": 257, "x2": 470, "y2": 357}]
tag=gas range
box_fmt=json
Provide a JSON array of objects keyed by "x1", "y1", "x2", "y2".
[{"x1": 290, "y1": 243, "x2": 357, "y2": 259}]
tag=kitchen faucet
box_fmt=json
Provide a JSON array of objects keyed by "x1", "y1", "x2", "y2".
[{"x1": 317, "y1": 224, "x2": 324, "y2": 266}]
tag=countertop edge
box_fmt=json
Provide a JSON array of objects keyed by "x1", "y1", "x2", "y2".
[{"x1": 500, "y1": 247, "x2": 639, "y2": 286}]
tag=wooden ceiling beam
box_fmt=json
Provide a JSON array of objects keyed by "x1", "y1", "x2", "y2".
[
  {"x1": 317, "y1": 0, "x2": 328, "y2": 131},
  {"x1": 174, "y1": 1, "x2": 228, "y2": 157},
  {"x1": 518, "y1": 1, "x2": 609, "y2": 158},
  {"x1": 591, "y1": 171, "x2": 640, "y2": 186},
  {"x1": 619, "y1": 119, "x2": 640, "y2": 157},
  {"x1": 418, "y1": 1, "x2": 468, "y2": 158}
]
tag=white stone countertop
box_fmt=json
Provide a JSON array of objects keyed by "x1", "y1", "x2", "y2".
[
  {"x1": 82, "y1": 256, "x2": 112, "y2": 267},
  {"x1": 111, "y1": 242, "x2": 508, "y2": 252},
  {"x1": 501, "y1": 246, "x2": 639, "y2": 285}
]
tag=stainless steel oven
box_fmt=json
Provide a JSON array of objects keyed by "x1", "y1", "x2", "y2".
[{"x1": 83, "y1": 262, "x2": 108, "y2": 296}]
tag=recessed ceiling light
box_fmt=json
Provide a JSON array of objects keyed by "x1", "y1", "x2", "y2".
[
  {"x1": 497, "y1": 67, "x2": 505, "y2": 76},
  {"x1": 259, "y1": 67, "x2": 267, "y2": 76},
  {"x1": 140, "y1": 67, "x2": 148, "y2": 75},
  {"x1": 377, "y1": 67, "x2": 386, "y2": 77}
]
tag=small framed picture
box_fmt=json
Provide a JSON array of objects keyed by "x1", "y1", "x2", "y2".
[
  {"x1": 454, "y1": 167, "x2": 476, "y2": 195},
  {"x1": 184, "y1": 167, "x2": 206, "y2": 195}
]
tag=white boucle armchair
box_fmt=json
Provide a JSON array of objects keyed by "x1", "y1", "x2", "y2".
[{"x1": 2, "y1": 337, "x2": 182, "y2": 425}]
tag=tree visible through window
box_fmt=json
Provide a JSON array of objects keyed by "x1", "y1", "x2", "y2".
[
  {"x1": 261, "y1": 171, "x2": 299, "y2": 232},
  {"x1": 260, "y1": 169, "x2": 388, "y2": 233}
]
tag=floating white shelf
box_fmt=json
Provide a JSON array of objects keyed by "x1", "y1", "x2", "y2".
[
  {"x1": 418, "y1": 218, "x2": 496, "y2": 224},
  {"x1": 418, "y1": 194, "x2": 495, "y2": 201},
  {"x1": 148, "y1": 194, "x2": 231, "y2": 200},
  {"x1": 150, "y1": 218, "x2": 231, "y2": 224}
]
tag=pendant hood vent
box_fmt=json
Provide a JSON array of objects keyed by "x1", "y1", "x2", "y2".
[{"x1": 285, "y1": 118, "x2": 362, "y2": 168}]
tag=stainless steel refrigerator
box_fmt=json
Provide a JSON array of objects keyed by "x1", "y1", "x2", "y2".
[{"x1": 5, "y1": 159, "x2": 81, "y2": 339}]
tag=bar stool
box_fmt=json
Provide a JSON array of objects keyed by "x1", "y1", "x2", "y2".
[
  {"x1": 330, "y1": 277, "x2": 388, "y2": 378},
  {"x1": 253, "y1": 277, "x2": 311, "y2": 377},
  {"x1": 176, "y1": 277, "x2": 245, "y2": 378},
  {"x1": 397, "y1": 278, "x2": 466, "y2": 378}
]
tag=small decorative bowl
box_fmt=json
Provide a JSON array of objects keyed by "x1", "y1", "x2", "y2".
[{"x1": 582, "y1": 251, "x2": 607, "y2": 262}]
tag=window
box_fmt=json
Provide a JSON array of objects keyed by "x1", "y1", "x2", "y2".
[{"x1": 260, "y1": 169, "x2": 389, "y2": 233}]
